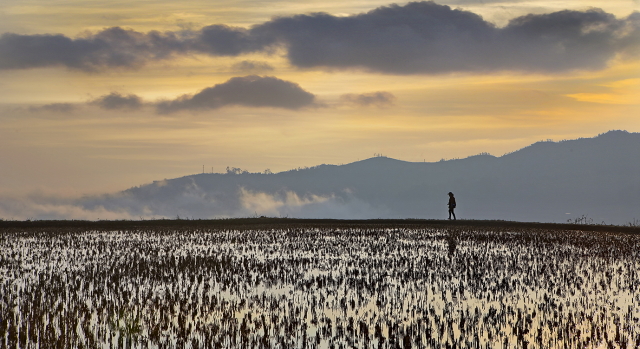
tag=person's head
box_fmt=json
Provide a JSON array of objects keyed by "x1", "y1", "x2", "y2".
[{"x1": 448, "y1": 192, "x2": 454, "y2": 196}]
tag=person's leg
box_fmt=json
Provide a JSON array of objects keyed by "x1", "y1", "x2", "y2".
[
  {"x1": 452, "y1": 209, "x2": 456, "y2": 220},
  {"x1": 448, "y1": 207, "x2": 453, "y2": 219}
]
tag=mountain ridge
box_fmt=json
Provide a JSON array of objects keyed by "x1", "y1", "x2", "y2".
[{"x1": 99, "y1": 130, "x2": 639, "y2": 224}]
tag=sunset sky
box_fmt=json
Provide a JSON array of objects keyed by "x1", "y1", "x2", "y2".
[{"x1": 1, "y1": 0, "x2": 638, "y2": 197}]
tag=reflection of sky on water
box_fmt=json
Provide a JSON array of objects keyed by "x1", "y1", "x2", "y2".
[{"x1": 1, "y1": 226, "x2": 638, "y2": 348}]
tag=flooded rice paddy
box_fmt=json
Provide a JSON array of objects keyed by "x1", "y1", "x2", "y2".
[{"x1": 1, "y1": 222, "x2": 639, "y2": 348}]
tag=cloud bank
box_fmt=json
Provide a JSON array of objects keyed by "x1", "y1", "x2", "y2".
[
  {"x1": 0, "y1": 27, "x2": 185, "y2": 71},
  {"x1": 254, "y1": 3, "x2": 639, "y2": 73},
  {"x1": 1, "y1": 2, "x2": 637, "y2": 74},
  {"x1": 155, "y1": 75, "x2": 316, "y2": 113}
]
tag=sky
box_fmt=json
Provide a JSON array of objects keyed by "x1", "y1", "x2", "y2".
[{"x1": 0, "y1": 0, "x2": 639, "y2": 199}]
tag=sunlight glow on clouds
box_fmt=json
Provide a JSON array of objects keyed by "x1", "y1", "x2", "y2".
[
  {"x1": 1, "y1": 3, "x2": 637, "y2": 74},
  {"x1": 0, "y1": 0, "x2": 638, "y2": 197},
  {"x1": 566, "y1": 78, "x2": 640, "y2": 105}
]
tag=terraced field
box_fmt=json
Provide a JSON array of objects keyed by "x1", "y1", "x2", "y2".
[{"x1": 1, "y1": 219, "x2": 639, "y2": 348}]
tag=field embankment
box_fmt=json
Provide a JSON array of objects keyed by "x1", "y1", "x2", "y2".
[{"x1": 1, "y1": 218, "x2": 640, "y2": 234}]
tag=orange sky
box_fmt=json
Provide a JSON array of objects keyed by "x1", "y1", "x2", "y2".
[{"x1": 0, "y1": 0, "x2": 638, "y2": 195}]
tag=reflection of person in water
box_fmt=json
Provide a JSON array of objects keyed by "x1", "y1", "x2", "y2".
[{"x1": 447, "y1": 192, "x2": 456, "y2": 220}]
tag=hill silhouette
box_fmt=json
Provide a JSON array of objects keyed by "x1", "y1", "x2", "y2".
[{"x1": 80, "y1": 130, "x2": 639, "y2": 224}]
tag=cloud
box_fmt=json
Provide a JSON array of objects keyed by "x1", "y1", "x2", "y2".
[
  {"x1": 29, "y1": 103, "x2": 77, "y2": 113},
  {"x1": 340, "y1": 91, "x2": 396, "y2": 107},
  {"x1": 231, "y1": 60, "x2": 274, "y2": 72},
  {"x1": 0, "y1": 24, "x2": 270, "y2": 72},
  {"x1": 26, "y1": 76, "x2": 316, "y2": 114},
  {"x1": 90, "y1": 92, "x2": 144, "y2": 110},
  {"x1": 498, "y1": 9, "x2": 636, "y2": 71},
  {"x1": 0, "y1": 27, "x2": 186, "y2": 71},
  {"x1": 155, "y1": 75, "x2": 316, "y2": 113},
  {"x1": 256, "y1": 2, "x2": 639, "y2": 73},
  {"x1": 193, "y1": 24, "x2": 275, "y2": 56},
  {"x1": 0, "y1": 2, "x2": 637, "y2": 74}
]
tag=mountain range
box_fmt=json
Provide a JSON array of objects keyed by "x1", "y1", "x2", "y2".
[{"x1": 79, "y1": 130, "x2": 639, "y2": 224}]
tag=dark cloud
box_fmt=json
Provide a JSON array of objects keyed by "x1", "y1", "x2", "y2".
[
  {"x1": 609, "y1": 11, "x2": 640, "y2": 60},
  {"x1": 0, "y1": 27, "x2": 185, "y2": 71},
  {"x1": 340, "y1": 91, "x2": 396, "y2": 107},
  {"x1": 193, "y1": 25, "x2": 274, "y2": 56},
  {"x1": 255, "y1": 2, "x2": 639, "y2": 73},
  {"x1": 231, "y1": 60, "x2": 274, "y2": 72},
  {"x1": 0, "y1": 2, "x2": 637, "y2": 73},
  {"x1": 29, "y1": 103, "x2": 76, "y2": 113},
  {"x1": 257, "y1": 2, "x2": 496, "y2": 73},
  {"x1": 498, "y1": 9, "x2": 631, "y2": 71},
  {"x1": 90, "y1": 92, "x2": 143, "y2": 110},
  {"x1": 155, "y1": 75, "x2": 316, "y2": 113},
  {"x1": 0, "y1": 25, "x2": 271, "y2": 71}
]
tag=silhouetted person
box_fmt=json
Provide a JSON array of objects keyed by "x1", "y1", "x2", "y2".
[{"x1": 447, "y1": 192, "x2": 456, "y2": 220}]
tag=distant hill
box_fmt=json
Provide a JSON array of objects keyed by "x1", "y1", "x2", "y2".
[{"x1": 81, "y1": 130, "x2": 640, "y2": 224}]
